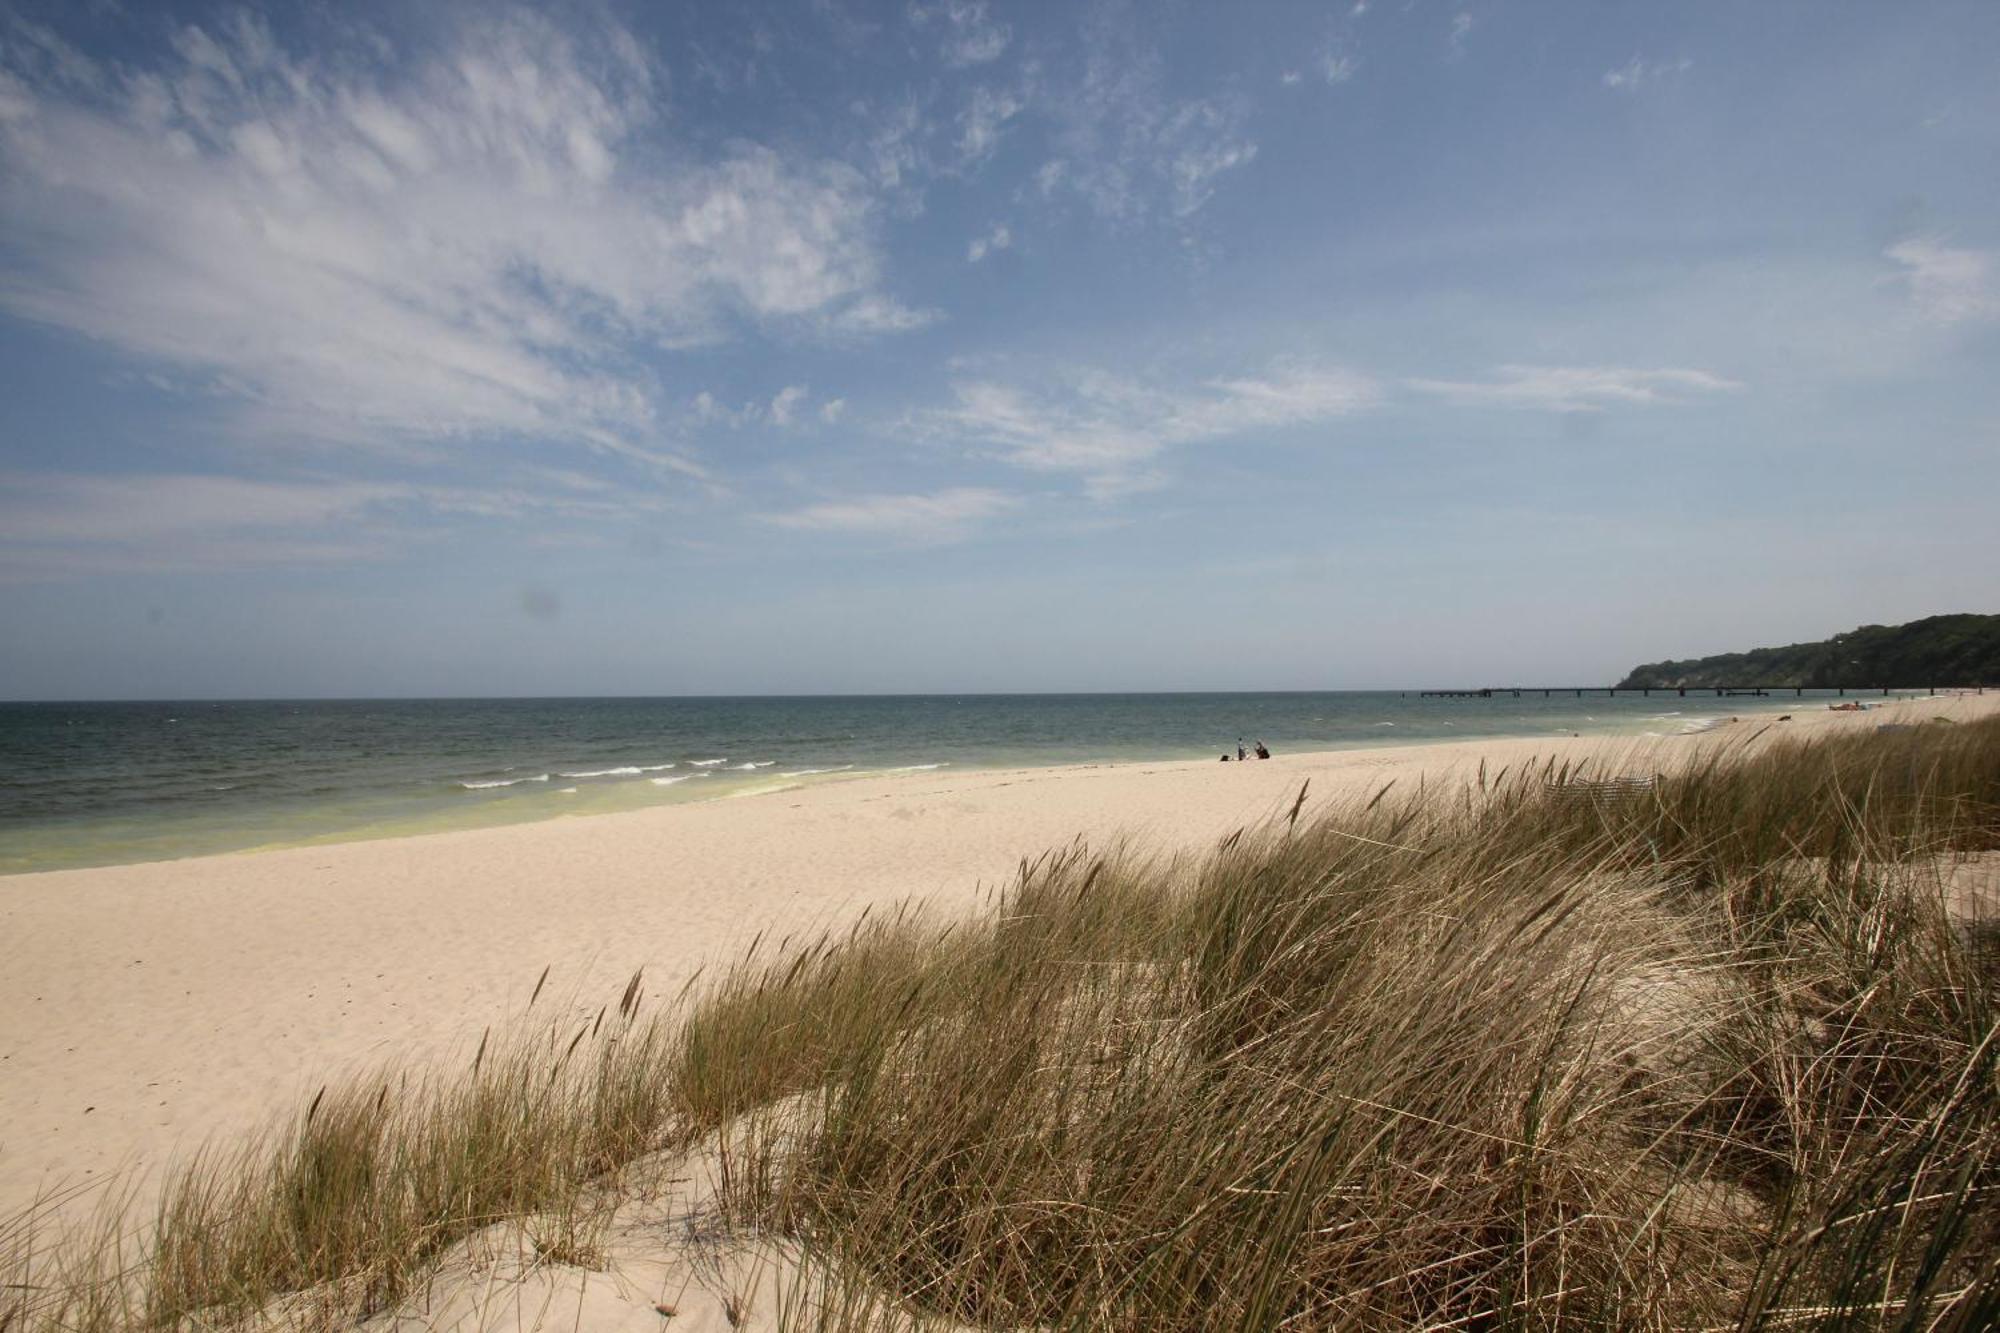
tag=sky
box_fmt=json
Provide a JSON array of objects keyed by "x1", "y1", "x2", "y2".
[{"x1": 0, "y1": 0, "x2": 1995, "y2": 698}]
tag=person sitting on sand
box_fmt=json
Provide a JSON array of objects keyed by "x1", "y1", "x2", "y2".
[
  {"x1": 1254, "y1": 741, "x2": 1270, "y2": 759},
  {"x1": 1237, "y1": 739, "x2": 1247, "y2": 761},
  {"x1": 1220, "y1": 753, "x2": 1230, "y2": 762}
]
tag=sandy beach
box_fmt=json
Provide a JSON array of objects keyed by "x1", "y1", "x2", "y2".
[{"x1": 4, "y1": 692, "x2": 1992, "y2": 1220}]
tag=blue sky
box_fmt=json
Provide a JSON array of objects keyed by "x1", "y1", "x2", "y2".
[{"x1": 1, "y1": 0, "x2": 1995, "y2": 697}]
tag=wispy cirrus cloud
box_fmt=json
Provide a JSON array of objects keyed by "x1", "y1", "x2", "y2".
[
  {"x1": 764, "y1": 486, "x2": 1017, "y2": 542},
  {"x1": 1602, "y1": 56, "x2": 1693, "y2": 91},
  {"x1": 0, "y1": 474, "x2": 408, "y2": 549},
  {"x1": 0, "y1": 468, "x2": 667, "y2": 580},
  {"x1": 1885, "y1": 236, "x2": 1997, "y2": 325},
  {"x1": 852, "y1": 3, "x2": 1259, "y2": 235},
  {"x1": 967, "y1": 222, "x2": 1012, "y2": 262},
  {"x1": 688, "y1": 385, "x2": 836, "y2": 430},
  {"x1": 1031, "y1": 2, "x2": 1257, "y2": 225},
  {"x1": 915, "y1": 362, "x2": 1377, "y2": 495},
  {"x1": 768, "y1": 385, "x2": 810, "y2": 428},
  {"x1": 955, "y1": 82, "x2": 1028, "y2": 167},
  {"x1": 910, "y1": 1, "x2": 1011, "y2": 69},
  {"x1": 0, "y1": 8, "x2": 925, "y2": 470},
  {"x1": 1406, "y1": 365, "x2": 1741, "y2": 413}
]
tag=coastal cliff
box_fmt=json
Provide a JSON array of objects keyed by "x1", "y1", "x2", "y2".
[{"x1": 1616, "y1": 613, "x2": 2000, "y2": 689}]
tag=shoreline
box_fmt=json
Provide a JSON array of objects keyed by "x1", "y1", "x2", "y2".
[
  {"x1": 3, "y1": 691, "x2": 1992, "y2": 1218},
  {"x1": 0, "y1": 688, "x2": 1897, "y2": 877}
]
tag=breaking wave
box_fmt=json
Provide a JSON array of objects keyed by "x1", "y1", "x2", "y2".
[
  {"x1": 558, "y1": 763, "x2": 678, "y2": 778},
  {"x1": 460, "y1": 774, "x2": 550, "y2": 790}
]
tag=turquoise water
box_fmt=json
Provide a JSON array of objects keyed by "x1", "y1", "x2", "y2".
[{"x1": 0, "y1": 691, "x2": 1894, "y2": 874}]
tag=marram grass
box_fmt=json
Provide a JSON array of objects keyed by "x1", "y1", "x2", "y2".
[{"x1": 6, "y1": 717, "x2": 1999, "y2": 1330}]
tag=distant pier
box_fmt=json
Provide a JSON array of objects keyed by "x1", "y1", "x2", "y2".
[{"x1": 1413, "y1": 685, "x2": 1986, "y2": 699}]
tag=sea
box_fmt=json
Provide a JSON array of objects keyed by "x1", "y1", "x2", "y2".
[{"x1": 0, "y1": 690, "x2": 1907, "y2": 874}]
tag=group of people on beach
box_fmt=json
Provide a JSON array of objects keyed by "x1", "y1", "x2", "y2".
[{"x1": 1221, "y1": 738, "x2": 1271, "y2": 762}]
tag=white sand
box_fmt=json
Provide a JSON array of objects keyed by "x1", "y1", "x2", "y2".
[{"x1": 3, "y1": 693, "x2": 1992, "y2": 1218}]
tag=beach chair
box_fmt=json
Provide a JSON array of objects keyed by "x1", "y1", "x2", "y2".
[
  {"x1": 1543, "y1": 775, "x2": 1658, "y2": 809},
  {"x1": 1544, "y1": 775, "x2": 1665, "y2": 864}
]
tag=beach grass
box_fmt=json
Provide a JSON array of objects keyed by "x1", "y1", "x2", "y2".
[
  {"x1": 2, "y1": 980, "x2": 678, "y2": 1331},
  {"x1": 5, "y1": 716, "x2": 1998, "y2": 1329}
]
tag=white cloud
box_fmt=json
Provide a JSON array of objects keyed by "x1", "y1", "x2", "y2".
[
  {"x1": 691, "y1": 391, "x2": 734, "y2": 427},
  {"x1": 825, "y1": 293, "x2": 940, "y2": 334},
  {"x1": 956, "y1": 83, "x2": 1025, "y2": 166},
  {"x1": 915, "y1": 361, "x2": 1377, "y2": 495},
  {"x1": 1449, "y1": 12, "x2": 1474, "y2": 52},
  {"x1": 1885, "y1": 236, "x2": 1997, "y2": 325},
  {"x1": 1, "y1": 14, "x2": 107, "y2": 94},
  {"x1": 1602, "y1": 56, "x2": 1693, "y2": 91},
  {"x1": 690, "y1": 384, "x2": 831, "y2": 430},
  {"x1": 769, "y1": 385, "x2": 809, "y2": 427},
  {"x1": 0, "y1": 468, "x2": 658, "y2": 579},
  {"x1": 1321, "y1": 54, "x2": 1357, "y2": 85},
  {"x1": 0, "y1": 9, "x2": 920, "y2": 469},
  {"x1": 967, "y1": 221, "x2": 1012, "y2": 262},
  {"x1": 1407, "y1": 365, "x2": 1742, "y2": 413},
  {"x1": 1035, "y1": 8, "x2": 1256, "y2": 226},
  {"x1": 1162, "y1": 366, "x2": 1380, "y2": 438},
  {"x1": 819, "y1": 397, "x2": 848, "y2": 424},
  {"x1": 1279, "y1": 70, "x2": 1303, "y2": 88},
  {"x1": 1163, "y1": 108, "x2": 1258, "y2": 218},
  {"x1": 857, "y1": 98, "x2": 927, "y2": 195},
  {"x1": 0, "y1": 473, "x2": 406, "y2": 548},
  {"x1": 765, "y1": 486, "x2": 1016, "y2": 541},
  {"x1": 910, "y1": 1, "x2": 1011, "y2": 68}
]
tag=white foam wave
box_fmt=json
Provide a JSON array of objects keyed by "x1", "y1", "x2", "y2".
[
  {"x1": 461, "y1": 773, "x2": 550, "y2": 790},
  {"x1": 886, "y1": 762, "x2": 949, "y2": 771},
  {"x1": 779, "y1": 765, "x2": 854, "y2": 778},
  {"x1": 1371, "y1": 721, "x2": 1397, "y2": 727},
  {"x1": 689, "y1": 758, "x2": 727, "y2": 767},
  {"x1": 558, "y1": 787, "x2": 579, "y2": 795},
  {"x1": 652, "y1": 772, "x2": 717, "y2": 787},
  {"x1": 558, "y1": 762, "x2": 679, "y2": 778},
  {"x1": 732, "y1": 761, "x2": 777, "y2": 770}
]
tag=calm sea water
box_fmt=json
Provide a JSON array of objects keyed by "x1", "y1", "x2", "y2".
[{"x1": 0, "y1": 691, "x2": 1880, "y2": 874}]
